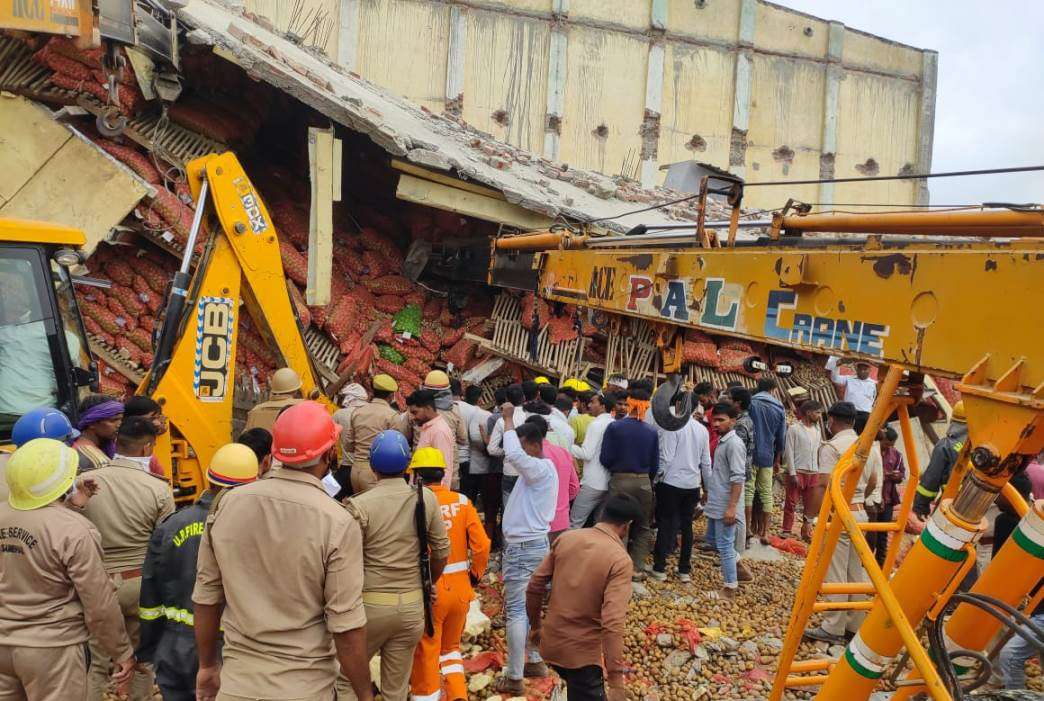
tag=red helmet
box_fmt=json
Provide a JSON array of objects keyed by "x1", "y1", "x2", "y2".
[{"x1": 271, "y1": 401, "x2": 340, "y2": 465}]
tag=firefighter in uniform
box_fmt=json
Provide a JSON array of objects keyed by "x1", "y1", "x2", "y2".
[
  {"x1": 407, "y1": 448, "x2": 491, "y2": 701},
  {"x1": 913, "y1": 401, "x2": 968, "y2": 518},
  {"x1": 343, "y1": 373, "x2": 406, "y2": 495},
  {"x1": 136, "y1": 443, "x2": 260, "y2": 700},
  {"x1": 337, "y1": 431, "x2": 451, "y2": 701},
  {"x1": 82, "y1": 416, "x2": 175, "y2": 701},
  {"x1": 243, "y1": 367, "x2": 305, "y2": 432},
  {"x1": 0, "y1": 438, "x2": 135, "y2": 699}
]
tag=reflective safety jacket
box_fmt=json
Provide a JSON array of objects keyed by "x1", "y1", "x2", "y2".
[
  {"x1": 913, "y1": 422, "x2": 968, "y2": 518},
  {"x1": 137, "y1": 491, "x2": 214, "y2": 661}
]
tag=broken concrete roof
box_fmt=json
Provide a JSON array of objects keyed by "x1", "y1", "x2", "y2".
[{"x1": 177, "y1": 0, "x2": 737, "y2": 235}]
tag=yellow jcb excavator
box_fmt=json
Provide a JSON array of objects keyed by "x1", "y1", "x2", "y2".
[
  {"x1": 488, "y1": 188, "x2": 1044, "y2": 701},
  {"x1": 0, "y1": 151, "x2": 332, "y2": 503}
]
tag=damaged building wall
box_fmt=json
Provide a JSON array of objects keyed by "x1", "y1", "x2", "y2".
[{"x1": 243, "y1": 0, "x2": 936, "y2": 211}]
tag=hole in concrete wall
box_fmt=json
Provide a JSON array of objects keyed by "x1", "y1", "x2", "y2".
[
  {"x1": 492, "y1": 109, "x2": 510, "y2": 127},
  {"x1": 804, "y1": 26, "x2": 814, "y2": 37},
  {"x1": 897, "y1": 162, "x2": 916, "y2": 176},
  {"x1": 694, "y1": 0, "x2": 707, "y2": 8},
  {"x1": 855, "y1": 158, "x2": 880, "y2": 176},
  {"x1": 772, "y1": 145, "x2": 795, "y2": 165},
  {"x1": 545, "y1": 114, "x2": 561, "y2": 134},
  {"x1": 685, "y1": 134, "x2": 707, "y2": 152},
  {"x1": 751, "y1": 162, "x2": 760, "y2": 171},
  {"x1": 592, "y1": 124, "x2": 609, "y2": 140}
]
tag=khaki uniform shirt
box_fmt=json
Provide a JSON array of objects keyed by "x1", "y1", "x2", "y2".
[
  {"x1": 818, "y1": 428, "x2": 874, "y2": 505},
  {"x1": 332, "y1": 406, "x2": 359, "y2": 467},
  {"x1": 192, "y1": 469, "x2": 366, "y2": 698},
  {"x1": 81, "y1": 456, "x2": 174, "y2": 572},
  {"x1": 0, "y1": 501, "x2": 133, "y2": 659},
  {"x1": 343, "y1": 398, "x2": 405, "y2": 469},
  {"x1": 346, "y1": 478, "x2": 450, "y2": 593},
  {"x1": 243, "y1": 395, "x2": 302, "y2": 433}
]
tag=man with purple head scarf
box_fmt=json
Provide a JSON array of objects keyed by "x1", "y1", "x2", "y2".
[{"x1": 73, "y1": 394, "x2": 124, "y2": 472}]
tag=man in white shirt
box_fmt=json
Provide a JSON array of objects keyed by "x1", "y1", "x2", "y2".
[
  {"x1": 650, "y1": 395, "x2": 711, "y2": 583},
  {"x1": 569, "y1": 393, "x2": 617, "y2": 528},
  {"x1": 825, "y1": 356, "x2": 877, "y2": 422},
  {"x1": 805, "y1": 401, "x2": 878, "y2": 645},
  {"x1": 539, "y1": 384, "x2": 576, "y2": 447},
  {"x1": 487, "y1": 385, "x2": 531, "y2": 505},
  {"x1": 452, "y1": 379, "x2": 479, "y2": 502},
  {"x1": 494, "y1": 405, "x2": 559, "y2": 697},
  {"x1": 783, "y1": 399, "x2": 823, "y2": 541}
]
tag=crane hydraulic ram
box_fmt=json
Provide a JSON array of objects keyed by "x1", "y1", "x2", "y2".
[{"x1": 489, "y1": 196, "x2": 1044, "y2": 701}]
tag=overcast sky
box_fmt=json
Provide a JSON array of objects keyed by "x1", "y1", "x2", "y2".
[{"x1": 779, "y1": 0, "x2": 1044, "y2": 206}]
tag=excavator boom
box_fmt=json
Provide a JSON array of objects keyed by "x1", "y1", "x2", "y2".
[{"x1": 141, "y1": 152, "x2": 330, "y2": 501}]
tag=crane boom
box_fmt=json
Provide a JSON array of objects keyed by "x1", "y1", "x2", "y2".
[
  {"x1": 490, "y1": 239, "x2": 1044, "y2": 389},
  {"x1": 488, "y1": 194, "x2": 1044, "y2": 701}
]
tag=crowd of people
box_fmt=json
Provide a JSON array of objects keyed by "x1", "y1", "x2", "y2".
[{"x1": 1, "y1": 354, "x2": 1041, "y2": 701}]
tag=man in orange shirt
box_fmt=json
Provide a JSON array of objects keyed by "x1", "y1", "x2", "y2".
[{"x1": 408, "y1": 447, "x2": 491, "y2": 701}]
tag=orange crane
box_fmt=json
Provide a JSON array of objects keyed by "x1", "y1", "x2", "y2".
[{"x1": 487, "y1": 187, "x2": 1044, "y2": 701}]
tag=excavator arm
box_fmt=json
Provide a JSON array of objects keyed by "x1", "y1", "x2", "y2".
[{"x1": 140, "y1": 151, "x2": 330, "y2": 501}]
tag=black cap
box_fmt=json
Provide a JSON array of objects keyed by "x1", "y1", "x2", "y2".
[{"x1": 828, "y1": 401, "x2": 858, "y2": 421}]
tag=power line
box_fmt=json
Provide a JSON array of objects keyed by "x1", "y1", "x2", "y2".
[
  {"x1": 744, "y1": 164, "x2": 1044, "y2": 187},
  {"x1": 586, "y1": 164, "x2": 1044, "y2": 224}
]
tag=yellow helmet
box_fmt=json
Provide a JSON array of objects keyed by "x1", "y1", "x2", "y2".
[
  {"x1": 423, "y1": 370, "x2": 450, "y2": 389},
  {"x1": 576, "y1": 380, "x2": 592, "y2": 392},
  {"x1": 534, "y1": 376, "x2": 551, "y2": 385},
  {"x1": 6, "y1": 438, "x2": 78, "y2": 510},
  {"x1": 270, "y1": 367, "x2": 303, "y2": 395},
  {"x1": 207, "y1": 443, "x2": 259, "y2": 489},
  {"x1": 407, "y1": 446, "x2": 447, "y2": 472},
  {"x1": 951, "y1": 400, "x2": 966, "y2": 422}
]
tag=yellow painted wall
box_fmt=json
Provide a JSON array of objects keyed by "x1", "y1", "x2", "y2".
[
  {"x1": 666, "y1": 0, "x2": 740, "y2": 44},
  {"x1": 245, "y1": 0, "x2": 340, "y2": 58},
  {"x1": 333, "y1": 0, "x2": 933, "y2": 210},
  {"x1": 460, "y1": 8, "x2": 550, "y2": 153},
  {"x1": 659, "y1": 44, "x2": 735, "y2": 171},
  {"x1": 744, "y1": 54, "x2": 825, "y2": 207},
  {"x1": 834, "y1": 72, "x2": 921, "y2": 206},
  {"x1": 557, "y1": 26, "x2": 649, "y2": 177},
  {"x1": 356, "y1": 0, "x2": 451, "y2": 113}
]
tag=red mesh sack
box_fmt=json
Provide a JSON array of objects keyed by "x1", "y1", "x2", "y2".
[
  {"x1": 286, "y1": 282, "x2": 312, "y2": 329},
  {"x1": 325, "y1": 296, "x2": 358, "y2": 342},
  {"x1": 279, "y1": 241, "x2": 309, "y2": 286},
  {"x1": 105, "y1": 260, "x2": 135, "y2": 287},
  {"x1": 520, "y1": 293, "x2": 549, "y2": 330},
  {"x1": 374, "y1": 295, "x2": 404, "y2": 315},
  {"x1": 422, "y1": 298, "x2": 442, "y2": 322},
  {"x1": 110, "y1": 285, "x2": 144, "y2": 316},
  {"x1": 684, "y1": 340, "x2": 720, "y2": 368},
  {"x1": 547, "y1": 314, "x2": 577, "y2": 344},
  {"x1": 444, "y1": 338, "x2": 477, "y2": 368},
  {"x1": 364, "y1": 275, "x2": 414, "y2": 296}
]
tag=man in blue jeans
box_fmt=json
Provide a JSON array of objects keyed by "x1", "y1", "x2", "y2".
[
  {"x1": 703, "y1": 402, "x2": 748, "y2": 598},
  {"x1": 494, "y1": 403, "x2": 559, "y2": 697}
]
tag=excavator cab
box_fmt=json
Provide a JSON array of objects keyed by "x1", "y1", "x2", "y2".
[{"x1": 0, "y1": 219, "x2": 96, "y2": 443}]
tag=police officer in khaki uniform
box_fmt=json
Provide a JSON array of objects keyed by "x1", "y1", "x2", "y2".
[
  {"x1": 343, "y1": 373, "x2": 407, "y2": 495},
  {"x1": 0, "y1": 438, "x2": 136, "y2": 700},
  {"x1": 337, "y1": 430, "x2": 450, "y2": 701},
  {"x1": 193, "y1": 401, "x2": 373, "y2": 701},
  {"x1": 81, "y1": 417, "x2": 175, "y2": 701},
  {"x1": 243, "y1": 367, "x2": 305, "y2": 432}
]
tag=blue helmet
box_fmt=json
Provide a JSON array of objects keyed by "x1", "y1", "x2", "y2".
[
  {"x1": 12, "y1": 408, "x2": 79, "y2": 447},
  {"x1": 368, "y1": 430, "x2": 411, "y2": 475}
]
